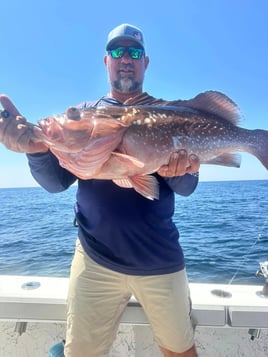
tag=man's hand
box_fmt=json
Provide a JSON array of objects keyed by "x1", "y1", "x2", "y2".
[
  {"x1": 157, "y1": 150, "x2": 200, "y2": 177},
  {"x1": 0, "y1": 95, "x2": 48, "y2": 153}
]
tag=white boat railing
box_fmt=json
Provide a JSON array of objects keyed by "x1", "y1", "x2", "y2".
[{"x1": 0, "y1": 275, "x2": 267, "y2": 330}]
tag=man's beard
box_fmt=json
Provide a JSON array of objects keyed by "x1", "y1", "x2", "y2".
[
  {"x1": 110, "y1": 66, "x2": 142, "y2": 93},
  {"x1": 112, "y1": 77, "x2": 141, "y2": 93}
]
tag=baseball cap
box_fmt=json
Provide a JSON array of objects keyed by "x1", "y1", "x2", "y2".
[{"x1": 106, "y1": 24, "x2": 145, "y2": 50}]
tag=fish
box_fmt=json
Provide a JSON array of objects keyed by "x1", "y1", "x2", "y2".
[{"x1": 33, "y1": 91, "x2": 268, "y2": 200}]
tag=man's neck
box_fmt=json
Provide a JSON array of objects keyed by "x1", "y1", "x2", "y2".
[{"x1": 108, "y1": 88, "x2": 143, "y2": 104}]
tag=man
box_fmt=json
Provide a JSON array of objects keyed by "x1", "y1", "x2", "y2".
[{"x1": 0, "y1": 24, "x2": 199, "y2": 356}]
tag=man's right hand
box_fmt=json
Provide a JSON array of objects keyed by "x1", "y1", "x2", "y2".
[{"x1": 0, "y1": 95, "x2": 48, "y2": 153}]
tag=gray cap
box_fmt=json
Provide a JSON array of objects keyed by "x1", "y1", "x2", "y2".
[{"x1": 106, "y1": 23, "x2": 145, "y2": 50}]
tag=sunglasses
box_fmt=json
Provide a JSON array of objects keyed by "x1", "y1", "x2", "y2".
[{"x1": 108, "y1": 46, "x2": 145, "y2": 60}]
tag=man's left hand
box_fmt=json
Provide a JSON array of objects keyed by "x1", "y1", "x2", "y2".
[{"x1": 157, "y1": 150, "x2": 200, "y2": 177}]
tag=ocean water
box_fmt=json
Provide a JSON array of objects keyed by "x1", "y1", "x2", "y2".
[{"x1": 0, "y1": 180, "x2": 267, "y2": 285}]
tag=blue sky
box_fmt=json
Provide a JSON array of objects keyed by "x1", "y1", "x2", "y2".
[{"x1": 1, "y1": 0, "x2": 267, "y2": 187}]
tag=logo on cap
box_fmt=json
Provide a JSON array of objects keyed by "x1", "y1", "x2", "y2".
[{"x1": 133, "y1": 31, "x2": 142, "y2": 41}]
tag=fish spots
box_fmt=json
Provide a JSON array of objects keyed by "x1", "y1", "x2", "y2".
[
  {"x1": 132, "y1": 116, "x2": 155, "y2": 127},
  {"x1": 130, "y1": 110, "x2": 164, "y2": 128}
]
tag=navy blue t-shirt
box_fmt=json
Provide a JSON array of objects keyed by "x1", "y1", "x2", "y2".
[{"x1": 27, "y1": 94, "x2": 198, "y2": 275}]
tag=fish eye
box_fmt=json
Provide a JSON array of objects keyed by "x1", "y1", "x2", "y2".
[{"x1": 66, "y1": 107, "x2": 81, "y2": 121}]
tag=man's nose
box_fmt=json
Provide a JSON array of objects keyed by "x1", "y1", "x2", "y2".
[{"x1": 120, "y1": 52, "x2": 132, "y2": 63}]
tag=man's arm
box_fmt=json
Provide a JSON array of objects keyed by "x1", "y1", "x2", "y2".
[
  {"x1": 27, "y1": 151, "x2": 77, "y2": 193},
  {"x1": 163, "y1": 173, "x2": 199, "y2": 196},
  {"x1": 0, "y1": 95, "x2": 76, "y2": 193}
]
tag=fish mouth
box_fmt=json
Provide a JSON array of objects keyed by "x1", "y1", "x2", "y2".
[{"x1": 38, "y1": 117, "x2": 59, "y2": 137}]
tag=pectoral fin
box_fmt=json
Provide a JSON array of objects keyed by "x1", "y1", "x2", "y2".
[
  {"x1": 111, "y1": 152, "x2": 145, "y2": 168},
  {"x1": 113, "y1": 174, "x2": 159, "y2": 200}
]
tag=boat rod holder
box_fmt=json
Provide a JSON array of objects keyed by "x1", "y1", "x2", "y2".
[
  {"x1": 248, "y1": 261, "x2": 268, "y2": 341},
  {"x1": 256, "y1": 261, "x2": 268, "y2": 297},
  {"x1": 14, "y1": 280, "x2": 41, "y2": 335},
  {"x1": 14, "y1": 322, "x2": 28, "y2": 336}
]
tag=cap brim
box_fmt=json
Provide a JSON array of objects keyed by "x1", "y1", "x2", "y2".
[{"x1": 106, "y1": 36, "x2": 144, "y2": 50}]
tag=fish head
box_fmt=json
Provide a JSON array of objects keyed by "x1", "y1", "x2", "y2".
[
  {"x1": 35, "y1": 106, "x2": 131, "y2": 176},
  {"x1": 35, "y1": 106, "x2": 131, "y2": 177},
  {"x1": 36, "y1": 108, "x2": 95, "y2": 153}
]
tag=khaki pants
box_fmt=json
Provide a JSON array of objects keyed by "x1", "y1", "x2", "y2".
[{"x1": 65, "y1": 240, "x2": 194, "y2": 357}]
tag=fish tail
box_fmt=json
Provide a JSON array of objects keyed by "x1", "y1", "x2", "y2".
[{"x1": 249, "y1": 129, "x2": 268, "y2": 169}]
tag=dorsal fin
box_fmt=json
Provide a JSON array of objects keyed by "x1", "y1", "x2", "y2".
[
  {"x1": 124, "y1": 91, "x2": 241, "y2": 125},
  {"x1": 184, "y1": 91, "x2": 241, "y2": 125}
]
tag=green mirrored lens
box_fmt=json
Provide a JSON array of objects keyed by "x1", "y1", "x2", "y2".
[
  {"x1": 110, "y1": 47, "x2": 124, "y2": 58},
  {"x1": 109, "y1": 47, "x2": 144, "y2": 59},
  {"x1": 129, "y1": 47, "x2": 144, "y2": 59}
]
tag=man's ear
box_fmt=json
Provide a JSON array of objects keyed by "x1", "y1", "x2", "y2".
[
  {"x1": 104, "y1": 55, "x2": 108, "y2": 66},
  {"x1": 144, "y1": 56, "x2": 149, "y2": 69}
]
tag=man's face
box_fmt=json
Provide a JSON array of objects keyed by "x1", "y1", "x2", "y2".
[{"x1": 104, "y1": 40, "x2": 149, "y2": 93}]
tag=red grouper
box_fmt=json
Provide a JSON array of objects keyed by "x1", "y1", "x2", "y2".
[{"x1": 1, "y1": 91, "x2": 268, "y2": 199}]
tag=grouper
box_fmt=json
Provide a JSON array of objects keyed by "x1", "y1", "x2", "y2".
[{"x1": 1, "y1": 91, "x2": 267, "y2": 199}]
